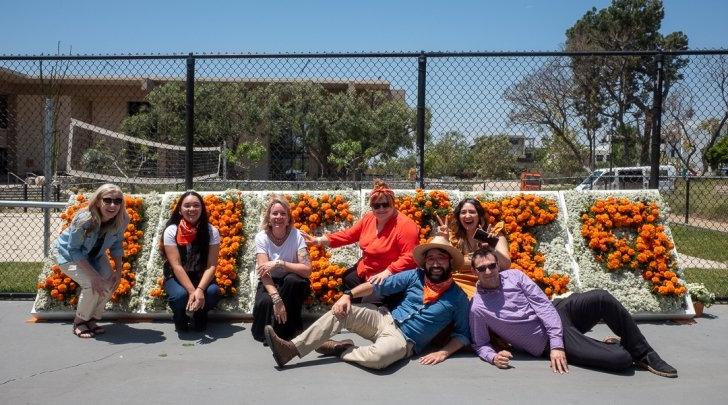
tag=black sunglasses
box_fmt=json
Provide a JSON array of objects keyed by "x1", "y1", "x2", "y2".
[
  {"x1": 102, "y1": 197, "x2": 124, "y2": 206},
  {"x1": 474, "y1": 263, "x2": 498, "y2": 273},
  {"x1": 371, "y1": 202, "x2": 391, "y2": 210}
]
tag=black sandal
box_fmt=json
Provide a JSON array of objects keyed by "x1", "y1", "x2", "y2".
[
  {"x1": 87, "y1": 319, "x2": 106, "y2": 335},
  {"x1": 72, "y1": 321, "x2": 95, "y2": 339}
]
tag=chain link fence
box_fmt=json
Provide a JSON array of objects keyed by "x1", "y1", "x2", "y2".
[{"x1": 1, "y1": 51, "x2": 727, "y2": 298}]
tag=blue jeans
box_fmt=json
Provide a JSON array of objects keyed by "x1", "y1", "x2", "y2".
[{"x1": 164, "y1": 277, "x2": 221, "y2": 325}]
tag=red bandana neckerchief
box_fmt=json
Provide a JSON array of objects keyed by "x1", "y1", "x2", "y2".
[
  {"x1": 423, "y1": 277, "x2": 454, "y2": 304},
  {"x1": 176, "y1": 218, "x2": 198, "y2": 246}
]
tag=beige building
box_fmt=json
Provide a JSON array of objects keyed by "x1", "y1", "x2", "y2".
[{"x1": 0, "y1": 67, "x2": 401, "y2": 183}]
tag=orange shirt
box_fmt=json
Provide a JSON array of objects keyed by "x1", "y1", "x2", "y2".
[{"x1": 328, "y1": 211, "x2": 419, "y2": 280}]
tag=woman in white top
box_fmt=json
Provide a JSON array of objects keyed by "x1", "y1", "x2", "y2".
[
  {"x1": 252, "y1": 196, "x2": 312, "y2": 343},
  {"x1": 162, "y1": 191, "x2": 221, "y2": 332}
]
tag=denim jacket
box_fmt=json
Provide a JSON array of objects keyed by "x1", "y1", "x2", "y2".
[
  {"x1": 374, "y1": 269, "x2": 471, "y2": 354},
  {"x1": 55, "y1": 210, "x2": 127, "y2": 268}
]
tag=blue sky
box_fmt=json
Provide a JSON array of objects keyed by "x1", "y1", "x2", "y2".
[{"x1": 1, "y1": 0, "x2": 726, "y2": 55}]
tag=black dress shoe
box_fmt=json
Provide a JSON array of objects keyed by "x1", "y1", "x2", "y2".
[{"x1": 636, "y1": 351, "x2": 678, "y2": 378}]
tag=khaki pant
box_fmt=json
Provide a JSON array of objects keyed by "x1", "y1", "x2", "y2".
[
  {"x1": 292, "y1": 304, "x2": 413, "y2": 370},
  {"x1": 62, "y1": 262, "x2": 114, "y2": 321}
]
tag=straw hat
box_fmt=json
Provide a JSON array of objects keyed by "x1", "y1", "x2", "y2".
[{"x1": 413, "y1": 235, "x2": 464, "y2": 269}]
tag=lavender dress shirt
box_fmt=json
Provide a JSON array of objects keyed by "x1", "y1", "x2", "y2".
[{"x1": 469, "y1": 269, "x2": 563, "y2": 364}]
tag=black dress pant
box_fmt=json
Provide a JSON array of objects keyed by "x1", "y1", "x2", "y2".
[
  {"x1": 342, "y1": 265, "x2": 404, "y2": 309},
  {"x1": 553, "y1": 289, "x2": 653, "y2": 371},
  {"x1": 252, "y1": 273, "x2": 310, "y2": 342}
]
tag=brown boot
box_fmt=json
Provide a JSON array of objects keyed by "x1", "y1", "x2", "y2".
[
  {"x1": 315, "y1": 339, "x2": 355, "y2": 357},
  {"x1": 264, "y1": 325, "x2": 299, "y2": 367}
]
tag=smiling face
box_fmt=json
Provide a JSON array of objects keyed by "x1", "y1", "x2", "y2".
[
  {"x1": 472, "y1": 252, "x2": 500, "y2": 289},
  {"x1": 458, "y1": 202, "x2": 481, "y2": 232},
  {"x1": 268, "y1": 202, "x2": 289, "y2": 230},
  {"x1": 424, "y1": 248, "x2": 453, "y2": 282},
  {"x1": 370, "y1": 195, "x2": 395, "y2": 223},
  {"x1": 97, "y1": 190, "x2": 123, "y2": 222},
  {"x1": 179, "y1": 194, "x2": 203, "y2": 225}
]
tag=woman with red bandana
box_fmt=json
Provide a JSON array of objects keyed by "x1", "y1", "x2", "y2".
[
  {"x1": 162, "y1": 191, "x2": 221, "y2": 332},
  {"x1": 303, "y1": 179, "x2": 419, "y2": 306}
]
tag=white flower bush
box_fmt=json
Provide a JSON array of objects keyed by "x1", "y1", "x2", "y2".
[{"x1": 562, "y1": 190, "x2": 685, "y2": 314}]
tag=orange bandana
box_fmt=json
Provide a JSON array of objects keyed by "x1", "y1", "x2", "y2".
[
  {"x1": 423, "y1": 277, "x2": 453, "y2": 304},
  {"x1": 176, "y1": 218, "x2": 198, "y2": 246}
]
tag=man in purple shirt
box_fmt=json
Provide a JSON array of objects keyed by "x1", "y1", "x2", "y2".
[{"x1": 469, "y1": 246, "x2": 677, "y2": 378}]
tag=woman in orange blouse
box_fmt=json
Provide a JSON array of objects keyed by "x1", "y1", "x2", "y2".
[{"x1": 303, "y1": 180, "x2": 419, "y2": 305}]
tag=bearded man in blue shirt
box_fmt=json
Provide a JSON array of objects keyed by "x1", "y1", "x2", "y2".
[{"x1": 264, "y1": 235, "x2": 470, "y2": 370}]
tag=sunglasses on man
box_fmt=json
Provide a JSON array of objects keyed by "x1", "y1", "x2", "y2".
[
  {"x1": 370, "y1": 202, "x2": 390, "y2": 210},
  {"x1": 102, "y1": 197, "x2": 124, "y2": 206},
  {"x1": 474, "y1": 262, "x2": 498, "y2": 272}
]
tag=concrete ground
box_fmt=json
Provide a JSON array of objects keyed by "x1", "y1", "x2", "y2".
[{"x1": 1, "y1": 301, "x2": 727, "y2": 405}]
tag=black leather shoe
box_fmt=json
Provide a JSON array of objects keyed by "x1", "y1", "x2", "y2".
[{"x1": 636, "y1": 351, "x2": 678, "y2": 378}]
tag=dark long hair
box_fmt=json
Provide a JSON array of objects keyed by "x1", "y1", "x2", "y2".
[
  {"x1": 452, "y1": 198, "x2": 486, "y2": 249},
  {"x1": 164, "y1": 191, "x2": 211, "y2": 268}
]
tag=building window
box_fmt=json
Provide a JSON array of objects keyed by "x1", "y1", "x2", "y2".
[
  {"x1": 127, "y1": 101, "x2": 150, "y2": 116},
  {"x1": 0, "y1": 95, "x2": 8, "y2": 129}
]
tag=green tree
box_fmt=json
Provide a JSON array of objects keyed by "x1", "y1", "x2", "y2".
[
  {"x1": 539, "y1": 132, "x2": 590, "y2": 177},
  {"x1": 470, "y1": 135, "x2": 519, "y2": 179},
  {"x1": 121, "y1": 82, "x2": 264, "y2": 177},
  {"x1": 705, "y1": 136, "x2": 728, "y2": 171},
  {"x1": 424, "y1": 131, "x2": 474, "y2": 178},
  {"x1": 565, "y1": 0, "x2": 689, "y2": 166}
]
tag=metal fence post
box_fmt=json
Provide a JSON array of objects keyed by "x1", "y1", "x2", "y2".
[
  {"x1": 684, "y1": 175, "x2": 691, "y2": 224},
  {"x1": 416, "y1": 52, "x2": 427, "y2": 189},
  {"x1": 42, "y1": 97, "x2": 54, "y2": 257},
  {"x1": 185, "y1": 53, "x2": 195, "y2": 190},
  {"x1": 649, "y1": 53, "x2": 664, "y2": 189}
]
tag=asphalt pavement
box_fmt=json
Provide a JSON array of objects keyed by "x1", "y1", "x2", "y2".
[{"x1": 1, "y1": 300, "x2": 727, "y2": 405}]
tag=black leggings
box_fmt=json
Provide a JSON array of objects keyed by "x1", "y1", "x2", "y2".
[{"x1": 251, "y1": 273, "x2": 310, "y2": 342}]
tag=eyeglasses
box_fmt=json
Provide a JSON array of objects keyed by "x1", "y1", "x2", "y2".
[
  {"x1": 102, "y1": 197, "x2": 123, "y2": 206},
  {"x1": 371, "y1": 202, "x2": 390, "y2": 210},
  {"x1": 474, "y1": 263, "x2": 498, "y2": 272}
]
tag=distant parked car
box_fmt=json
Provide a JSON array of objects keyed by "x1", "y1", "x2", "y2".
[{"x1": 575, "y1": 165, "x2": 676, "y2": 192}]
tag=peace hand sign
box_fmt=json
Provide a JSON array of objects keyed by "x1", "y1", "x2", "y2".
[{"x1": 435, "y1": 213, "x2": 450, "y2": 237}]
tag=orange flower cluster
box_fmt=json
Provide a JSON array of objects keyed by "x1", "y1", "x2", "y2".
[
  {"x1": 479, "y1": 194, "x2": 569, "y2": 298},
  {"x1": 288, "y1": 193, "x2": 353, "y2": 235},
  {"x1": 306, "y1": 244, "x2": 347, "y2": 306},
  {"x1": 287, "y1": 193, "x2": 354, "y2": 305},
  {"x1": 149, "y1": 277, "x2": 165, "y2": 298},
  {"x1": 40, "y1": 194, "x2": 145, "y2": 304},
  {"x1": 394, "y1": 189, "x2": 452, "y2": 244},
  {"x1": 580, "y1": 197, "x2": 685, "y2": 297},
  {"x1": 205, "y1": 193, "x2": 244, "y2": 296},
  {"x1": 38, "y1": 264, "x2": 79, "y2": 304}
]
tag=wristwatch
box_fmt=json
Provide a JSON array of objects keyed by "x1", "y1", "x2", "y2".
[{"x1": 343, "y1": 289, "x2": 354, "y2": 298}]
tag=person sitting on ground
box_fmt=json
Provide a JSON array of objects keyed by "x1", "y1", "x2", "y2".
[
  {"x1": 56, "y1": 183, "x2": 129, "y2": 338},
  {"x1": 302, "y1": 179, "x2": 418, "y2": 307},
  {"x1": 469, "y1": 246, "x2": 678, "y2": 378},
  {"x1": 162, "y1": 191, "x2": 221, "y2": 332},
  {"x1": 251, "y1": 196, "x2": 312, "y2": 343},
  {"x1": 264, "y1": 235, "x2": 470, "y2": 370}
]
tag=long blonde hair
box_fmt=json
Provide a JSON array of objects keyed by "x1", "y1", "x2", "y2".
[
  {"x1": 260, "y1": 195, "x2": 293, "y2": 231},
  {"x1": 80, "y1": 183, "x2": 129, "y2": 233}
]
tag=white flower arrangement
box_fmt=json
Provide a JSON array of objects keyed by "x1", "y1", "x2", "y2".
[{"x1": 562, "y1": 190, "x2": 685, "y2": 313}]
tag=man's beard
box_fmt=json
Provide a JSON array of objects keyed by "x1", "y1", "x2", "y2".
[{"x1": 425, "y1": 265, "x2": 452, "y2": 283}]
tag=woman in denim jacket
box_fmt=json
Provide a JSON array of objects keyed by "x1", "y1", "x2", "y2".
[{"x1": 56, "y1": 184, "x2": 129, "y2": 338}]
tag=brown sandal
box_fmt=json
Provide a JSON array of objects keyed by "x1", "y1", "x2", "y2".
[{"x1": 73, "y1": 322, "x2": 95, "y2": 339}]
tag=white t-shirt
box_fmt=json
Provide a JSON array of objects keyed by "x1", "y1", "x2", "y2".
[
  {"x1": 163, "y1": 223, "x2": 220, "y2": 246},
  {"x1": 255, "y1": 228, "x2": 306, "y2": 264}
]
